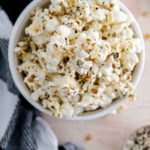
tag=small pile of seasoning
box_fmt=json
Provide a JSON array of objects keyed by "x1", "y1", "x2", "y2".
[{"x1": 123, "y1": 126, "x2": 150, "y2": 150}]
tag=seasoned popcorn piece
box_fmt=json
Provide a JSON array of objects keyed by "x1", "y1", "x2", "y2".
[
  {"x1": 68, "y1": 56, "x2": 93, "y2": 75},
  {"x1": 44, "y1": 16, "x2": 59, "y2": 33},
  {"x1": 49, "y1": 3, "x2": 62, "y2": 14},
  {"x1": 50, "y1": 0, "x2": 64, "y2": 4},
  {"x1": 96, "y1": 0, "x2": 118, "y2": 8},
  {"x1": 60, "y1": 102, "x2": 74, "y2": 117},
  {"x1": 25, "y1": 22, "x2": 44, "y2": 36},
  {"x1": 68, "y1": 0, "x2": 91, "y2": 19},
  {"x1": 56, "y1": 25, "x2": 71, "y2": 37}
]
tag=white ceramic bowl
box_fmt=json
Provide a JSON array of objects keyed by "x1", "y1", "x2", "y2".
[{"x1": 9, "y1": 0, "x2": 145, "y2": 120}]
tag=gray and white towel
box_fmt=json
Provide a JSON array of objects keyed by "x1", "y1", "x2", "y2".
[
  {"x1": 0, "y1": 8, "x2": 58, "y2": 150},
  {"x1": 0, "y1": 7, "x2": 84, "y2": 150}
]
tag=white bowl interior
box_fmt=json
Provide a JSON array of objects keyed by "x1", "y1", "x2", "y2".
[{"x1": 9, "y1": 0, "x2": 145, "y2": 120}]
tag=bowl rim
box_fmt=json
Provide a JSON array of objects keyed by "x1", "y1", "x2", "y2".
[{"x1": 8, "y1": 0, "x2": 145, "y2": 121}]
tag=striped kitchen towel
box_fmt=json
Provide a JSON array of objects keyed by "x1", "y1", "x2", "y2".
[{"x1": 0, "y1": 9, "x2": 58, "y2": 150}]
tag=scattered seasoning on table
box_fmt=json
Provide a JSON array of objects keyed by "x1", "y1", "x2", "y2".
[
  {"x1": 144, "y1": 34, "x2": 150, "y2": 40},
  {"x1": 142, "y1": 11, "x2": 149, "y2": 17},
  {"x1": 116, "y1": 105, "x2": 126, "y2": 113},
  {"x1": 85, "y1": 134, "x2": 92, "y2": 141}
]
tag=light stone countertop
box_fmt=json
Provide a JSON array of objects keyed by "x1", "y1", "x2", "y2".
[{"x1": 43, "y1": 0, "x2": 150, "y2": 149}]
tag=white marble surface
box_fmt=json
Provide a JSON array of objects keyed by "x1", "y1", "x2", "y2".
[{"x1": 43, "y1": 0, "x2": 150, "y2": 149}]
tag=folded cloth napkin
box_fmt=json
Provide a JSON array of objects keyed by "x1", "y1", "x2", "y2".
[{"x1": 0, "y1": 7, "x2": 84, "y2": 150}]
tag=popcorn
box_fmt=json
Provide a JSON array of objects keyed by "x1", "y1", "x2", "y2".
[
  {"x1": 122, "y1": 50, "x2": 139, "y2": 71},
  {"x1": 60, "y1": 103, "x2": 74, "y2": 117},
  {"x1": 46, "y1": 34, "x2": 66, "y2": 52},
  {"x1": 77, "y1": 93, "x2": 100, "y2": 110},
  {"x1": 111, "y1": 10, "x2": 128, "y2": 23},
  {"x1": 100, "y1": 62, "x2": 113, "y2": 76},
  {"x1": 44, "y1": 16, "x2": 59, "y2": 33},
  {"x1": 75, "y1": 49, "x2": 90, "y2": 59},
  {"x1": 31, "y1": 87, "x2": 46, "y2": 101},
  {"x1": 50, "y1": 0, "x2": 63, "y2": 5},
  {"x1": 56, "y1": 25, "x2": 71, "y2": 37},
  {"x1": 52, "y1": 75, "x2": 77, "y2": 88},
  {"x1": 120, "y1": 27, "x2": 134, "y2": 40},
  {"x1": 97, "y1": 0, "x2": 118, "y2": 8},
  {"x1": 69, "y1": 58, "x2": 92, "y2": 75},
  {"x1": 91, "y1": 8, "x2": 108, "y2": 21},
  {"x1": 15, "y1": 0, "x2": 142, "y2": 117},
  {"x1": 99, "y1": 94, "x2": 113, "y2": 108},
  {"x1": 49, "y1": 4, "x2": 62, "y2": 14},
  {"x1": 32, "y1": 32, "x2": 50, "y2": 46},
  {"x1": 25, "y1": 22, "x2": 44, "y2": 36},
  {"x1": 70, "y1": 0, "x2": 91, "y2": 19}
]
